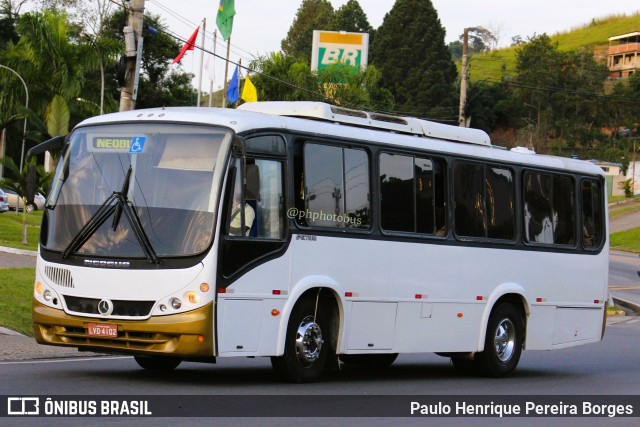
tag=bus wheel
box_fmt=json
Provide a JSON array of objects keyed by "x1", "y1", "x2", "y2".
[
  {"x1": 271, "y1": 297, "x2": 331, "y2": 383},
  {"x1": 339, "y1": 353, "x2": 398, "y2": 368},
  {"x1": 475, "y1": 303, "x2": 523, "y2": 378},
  {"x1": 134, "y1": 355, "x2": 182, "y2": 371}
]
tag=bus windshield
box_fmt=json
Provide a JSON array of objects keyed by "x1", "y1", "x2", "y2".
[{"x1": 42, "y1": 123, "x2": 231, "y2": 258}]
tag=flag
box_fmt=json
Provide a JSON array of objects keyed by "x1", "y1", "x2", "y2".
[
  {"x1": 172, "y1": 26, "x2": 200, "y2": 64},
  {"x1": 205, "y1": 54, "x2": 216, "y2": 82},
  {"x1": 216, "y1": 0, "x2": 235, "y2": 41},
  {"x1": 226, "y1": 65, "x2": 239, "y2": 104},
  {"x1": 241, "y1": 75, "x2": 257, "y2": 102}
]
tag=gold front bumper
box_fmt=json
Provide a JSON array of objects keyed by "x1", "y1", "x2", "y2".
[{"x1": 32, "y1": 299, "x2": 215, "y2": 358}]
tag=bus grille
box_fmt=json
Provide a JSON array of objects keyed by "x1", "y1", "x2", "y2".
[
  {"x1": 63, "y1": 295, "x2": 155, "y2": 317},
  {"x1": 45, "y1": 266, "x2": 75, "y2": 288}
]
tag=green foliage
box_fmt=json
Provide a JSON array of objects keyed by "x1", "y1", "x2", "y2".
[
  {"x1": 370, "y1": 0, "x2": 457, "y2": 120},
  {"x1": 249, "y1": 51, "x2": 393, "y2": 110},
  {"x1": 44, "y1": 94, "x2": 69, "y2": 137},
  {"x1": 281, "y1": 0, "x2": 335, "y2": 61},
  {"x1": 102, "y1": 10, "x2": 197, "y2": 109},
  {"x1": 610, "y1": 226, "x2": 640, "y2": 252},
  {"x1": 0, "y1": 268, "x2": 36, "y2": 336},
  {"x1": 619, "y1": 179, "x2": 633, "y2": 198},
  {"x1": 332, "y1": 0, "x2": 374, "y2": 41}
]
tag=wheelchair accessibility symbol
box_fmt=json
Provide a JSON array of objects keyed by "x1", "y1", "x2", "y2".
[{"x1": 129, "y1": 136, "x2": 146, "y2": 154}]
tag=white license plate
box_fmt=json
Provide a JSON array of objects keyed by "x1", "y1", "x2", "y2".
[{"x1": 87, "y1": 323, "x2": 118, "y2": 337}]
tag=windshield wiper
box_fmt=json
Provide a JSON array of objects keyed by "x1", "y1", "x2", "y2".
[{"x1": 62, "y1": 166, "x2": 159, "y2": 264}]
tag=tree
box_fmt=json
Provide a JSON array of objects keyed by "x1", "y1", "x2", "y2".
[
  {"x1": 250, "y1": 51, "x2": 393, "y2": 110},
  {"x1": 101, "y1": 10, "x2": 197, "y2": 108},
  {"x1": 281, "y1": 0, "x2": 335, "y2": 61},
  {"x1": 332, "y1": 0, "x2": 374, "y2": 43},
  {"x1": 36, "y1": 0, "x2": 115, "y2": 35},
  {"x1": 369, "y1": 0, "x2": 457, "y2": 121}
]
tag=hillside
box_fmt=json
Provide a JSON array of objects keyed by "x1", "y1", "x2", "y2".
[{"x1": 468, "y1": 12, "x2": 640, "y2": 83}]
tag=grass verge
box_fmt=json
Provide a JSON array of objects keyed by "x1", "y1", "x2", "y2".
[
  {"x1": 0, "y1": 268, "x2": 35, "y2": 336},
  {"x1": 610, "y1": 227, "x2": 640, "y2": 253},
  {"x1": 0, "y1": 211, "x2": 42, "y2": 251}
]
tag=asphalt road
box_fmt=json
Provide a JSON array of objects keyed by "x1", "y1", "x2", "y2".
[{"x1": 1, "y1": 318, "x2": 639, "y2": 426}]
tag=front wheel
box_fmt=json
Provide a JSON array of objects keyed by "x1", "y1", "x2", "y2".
[
  {"x1": 271, "y1": 297, "x2": 332, "y2": 383},
  {"x1": 134, "y1": 355, "x2": 182, "y2": 371},
  {"x1": 474, "y1": 302, "x2": 524, "y2": 377}
]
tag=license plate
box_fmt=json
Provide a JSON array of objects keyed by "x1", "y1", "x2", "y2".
[{"x1": 87, "y1": 323, "x2": 118, "y2": 337}]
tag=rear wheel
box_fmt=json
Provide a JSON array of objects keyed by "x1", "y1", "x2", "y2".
[
  {"x1": 474, "y1": 302, "x2": 523, "y2": 377},
  {"x1": 339, "y1": 353, "x2": 398, "y2": 368},
  {"x1": 134, "y1": 355, "x2": 182, "y2": 371},
  {"x1": 271, "y1": 296, "x2": 332, "y2": 383}
]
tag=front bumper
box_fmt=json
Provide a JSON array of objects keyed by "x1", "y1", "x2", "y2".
[{"x1": 33, "y1": 299, "x2": 215, "y2": 358}]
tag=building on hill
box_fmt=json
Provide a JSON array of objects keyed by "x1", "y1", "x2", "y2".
[
  {"x1": 589, "y1": 160, "x2": 625, "y2": 197},
  {"x1": 608, "y1": 32, "x2": 640, "y2": 79}
]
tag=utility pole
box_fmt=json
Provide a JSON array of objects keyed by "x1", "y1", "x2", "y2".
[
  {"x1": 458, "y1": 27, "x2": 469, "y2": 127},
  {"x1": 119, "y1": 0, "x2": 145, "y2": 112}
]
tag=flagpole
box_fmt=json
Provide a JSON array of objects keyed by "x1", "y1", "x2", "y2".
[
  {"x1": 197, "y1": 18, "x2": 206, "y2": 107},
  {"x1": 235, "y1": 58, "x2": 241, "y2": 108},
  {"x1": 222, "y1": 36, "x2": 231, "y2": 108},
  {"x1": 209, "y1": 30, "x2": 217, "y2": 107}
]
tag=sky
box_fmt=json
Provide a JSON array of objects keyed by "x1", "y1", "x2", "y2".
[{"x1": 142, "y1": 0, "x2": 640, "y2": 94}]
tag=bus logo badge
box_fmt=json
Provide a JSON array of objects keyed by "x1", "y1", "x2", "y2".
[{"x1": 98, "y1": 299, "x2": 114, "y2": 316}]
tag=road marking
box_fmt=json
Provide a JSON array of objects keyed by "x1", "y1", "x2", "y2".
[{"x1": 0, "y1": 356, "x2": 130, "y2": 365}]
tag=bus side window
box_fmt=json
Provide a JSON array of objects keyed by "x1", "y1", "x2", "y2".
[
  {"x1": 581, "y1": 179, "x2": 603, "y2": 249},
  {"x1": 227, "y1": 158, "x2": 285, "y2": 239}
]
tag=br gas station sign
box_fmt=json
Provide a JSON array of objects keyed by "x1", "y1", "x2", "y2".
[{"x1": 311, "y1": 30, "x2": 369, "y2": 72}]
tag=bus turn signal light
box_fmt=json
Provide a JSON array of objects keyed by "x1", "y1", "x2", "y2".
[{"x1": 271, "y1": 309, "x2": 280, "y2": 316}]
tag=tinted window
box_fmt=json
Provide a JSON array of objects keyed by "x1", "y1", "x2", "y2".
[
  {"x1": 454, "y1": 163, "x2": 514, "y2": 240},
  {"x1": 380, "y1": 153, "x2": 447, "y2": 235},
  {"x1": 524, "y1": 172, "x2": 575, "y2": 245},
  {"x1": 302, "y1": 143, "x2": 370, "y2": 229},
  {"x1": 486, "y1": 167, "x2": 515, "y2": 240},
  {"x1": 581, "y1": 179, "x2": 604, "y2": 249},
  {"x1": 380, "y1": 153, "x2": 414, "y2": 232},
  {"x1": 454, "y1": 163, "x2": 486, "y2": 237}
]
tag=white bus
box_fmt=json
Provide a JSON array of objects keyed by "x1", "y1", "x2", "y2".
[{"x1": 28, "y1": 102, "x2": 608, "y2": 382}]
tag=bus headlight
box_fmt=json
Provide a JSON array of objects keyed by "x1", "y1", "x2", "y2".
[
  {"x1": 43, "y1": 289, "x2": 52, "y2": 302},
  {"x1": 170, "y1": 298, "x2": 182, "y2": 310}
]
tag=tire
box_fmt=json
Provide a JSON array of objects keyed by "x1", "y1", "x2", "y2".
[
  {"x1": 271, "y1": 297, "x2": 332, "y2": 383},
  {"x1": 134, "y1": 355, "x2": 182, "y2": 371},
  {"x1": 339, "y1": 353, "x2": 398, "y2": 368},
  {"x1": 26, "y1": 203, "x2": 36, "y2": 213},
  {"x1": 474, "y1": 302, "x2": 524, "y2": 378}
]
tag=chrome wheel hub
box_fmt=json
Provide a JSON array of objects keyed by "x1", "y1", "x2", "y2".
[
  {"x1": 295, "y1": 315, "x2": 324, "y2": 365},
  {"x1": 494, "y1": 318, "x2": 515, "y2": 362}
]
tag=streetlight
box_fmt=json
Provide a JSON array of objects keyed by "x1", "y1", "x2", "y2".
[
  {"x1": 0, "y1": 64, "x2": 29, "y2": 173},
  {"x1": 80, "y1": 32, "x2": 104, "y2": 115}
]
